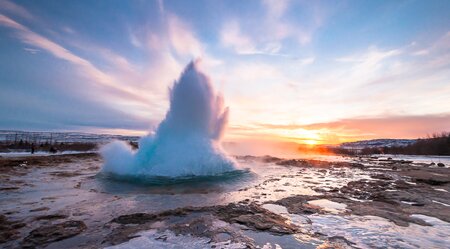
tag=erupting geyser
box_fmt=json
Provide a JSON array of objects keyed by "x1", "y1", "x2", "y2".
[{"x1": 101, "y1": 60, "x2": 238, "y2": 177}]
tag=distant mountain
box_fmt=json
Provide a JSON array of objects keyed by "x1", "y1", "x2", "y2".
[
  {"x1": 337, "y1": 133, "x2": 449, "y2": 156},
  {"x1": 340, "y1": 139, "x2": 417, "y2": 149},
  {"x1": 0, "y1": 130, "x2": 140, "y2": 144}
]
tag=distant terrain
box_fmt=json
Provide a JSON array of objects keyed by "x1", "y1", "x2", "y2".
[
  {"x1": 1, "y1": 130, "x2": 449, "y2": 156},
  {"x1": 340, "y1": 139, "x2": 417, "y2": 149},
  {"x1": 333, "y1": 132, "x2": 450, "y2": 156},
  {"x1": 0, "y1": 130, "x2": 139, "y2": 154}
]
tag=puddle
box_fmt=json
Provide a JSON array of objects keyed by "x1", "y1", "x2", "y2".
[
  {"x1": 307, "y1": 199, "x2": 347, "y2": 214},
  {"x1": 243, "y1": 230, "x2": 317, "y2": 249}
]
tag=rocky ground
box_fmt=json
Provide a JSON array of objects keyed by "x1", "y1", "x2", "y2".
[{"x1": 0, "y1": 153, "x2": 449, "y2": 248}]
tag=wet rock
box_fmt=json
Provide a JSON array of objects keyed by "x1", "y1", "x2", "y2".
[
  {"x1": 317, "y1": 235, "x2": 357, "y2": 249},
  {"x1": 22, "y1": 220, "x2": 86, "y2": 248},
  {"x1": 35, "y1": 214, "x2": 68, "y2": 220},
  {"x1": 0, "y1": 187, "x2": 20, "y2": 191},
  {"x1": 213, "y1": 203, "x2": 298, "y2": 234},
  {"x1": 371, "y1": 173, "x2": 394, "y2": 180},
  {"x1": 111, "y1": 213, "x2": 157, "y2": 224},
  {"x1": 437, "y1": 163, "x2": 445, "y2": 167},
  {"x1": 417, "y1": 178, "x2": 449, "y2": 185},
  {"x1": 261, "y1": 155, "x2": 282, "y2": 163},
  {"x1": 41, "y1": 196, "x2": 58, "y2": 200},
  {"x1": 374, "y1": 189, "x2": 429, "y2": 206},
  {"x1": 234, "y1": 214, "x2": 273, "y2": 230},
  {"x1": 404, "y1": 170, "x2": 450, "y2": 185},
  {"x1": 3, "y1": 211, "x2": 19, "y2": 215},
  {"x1": 30, "y1": 207, "x2": 50, "y2": 212},
  {"x1": 110, "y1": 206, "x2": 203, "y2": 226},
  {"x1": 49, "y1": 171, "x2": 84, "y2": 177},
  {"x1": 170, "y1": 217, "x2": 211, "y2": 236},
  {"x1": 402, "y1": 202, "x2": 450, "y2": 223},
  {"x1": 105, "y1": 224, "x2": 153, "y2": 245},
  {"x1": 212, "y1": 232, "x2": 233, "y2": 242},
  {"x1": 277, "y1": 159, "x2": 308, "y2": 167},
  {"x1": 0, "y1": 215, "x2": 25, "y2": 243},
  {"x1": 346, "y1": 201, "x2": 431, "y2": 227},
  {"x1": 273, "y1": 195, "x2": 321, "y2": 215},
  {"x1": 340, "y1": 179, "x2": 393, "y2": 200}
]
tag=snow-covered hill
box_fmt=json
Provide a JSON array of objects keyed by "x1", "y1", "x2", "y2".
[{"x1": 340, "y1": 139, "x2": 416, "y2": 149}]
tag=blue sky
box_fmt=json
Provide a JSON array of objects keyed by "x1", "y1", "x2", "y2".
[{"x1": 0, "y1": 0, "x2": 449, "y2": 143}]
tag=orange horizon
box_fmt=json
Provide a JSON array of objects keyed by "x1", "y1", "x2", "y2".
[{"x1": 44, "y1": 113, "x2": 449, "y2": 146}]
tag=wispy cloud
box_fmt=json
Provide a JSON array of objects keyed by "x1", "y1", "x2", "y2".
[
  {"x1": 334, "y1": 46, "x2": 402, "y2": 87},
  {"x1": 0, "y1": 0, "x2": 33, "y2": 20},
  {"x1": 220, "y1": 20, "x2": 258, "y2": 55},
  {"x1": 298, "y1": 56, "x2": 315, "y2": 65},
  {"x1": 167, "y1": 14, "x2": 203, "y2": 58},
  {"x1": 220, "y1": 0, "x2": 324, "y2": 56},
  {"x1": 0, "y1": 14, "x2": 150, "y2": 105},
  {"x1": 23, "y1": 47, "x2": 39, "y2": 54}
]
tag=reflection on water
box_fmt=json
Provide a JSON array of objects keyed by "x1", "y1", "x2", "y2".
[{"x1": 307, "y1": 199, "x2": 347, "y2": 214}]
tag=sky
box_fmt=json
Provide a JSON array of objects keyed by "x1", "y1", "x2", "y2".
[{"x1": 0, "y1": 0, "x2": 449, "y2": 145}]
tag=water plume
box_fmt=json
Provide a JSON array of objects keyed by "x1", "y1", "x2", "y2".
[{"x1": 101, "y1": 60, "x2": 238, "y2": 177}]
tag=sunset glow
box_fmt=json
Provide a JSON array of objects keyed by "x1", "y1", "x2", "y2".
[{"x1": 0, "y1": 0, "x2": 449, "y2": 145}]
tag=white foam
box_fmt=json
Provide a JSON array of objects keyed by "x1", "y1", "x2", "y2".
[{"x1": 101, "y1": 61, "x2": 238, "y2": 177}]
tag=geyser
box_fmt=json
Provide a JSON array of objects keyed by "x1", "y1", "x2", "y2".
[{"x1": 101, "y1": 61, "x2": 238, "y2": 177}]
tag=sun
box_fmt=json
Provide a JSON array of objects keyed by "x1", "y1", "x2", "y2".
[
  {"x1": 304, "y1": 139, "x2": 318, "y2": 145},
  {"x1": 270, "y1": 128, "x2": 324, "y2": 145}
]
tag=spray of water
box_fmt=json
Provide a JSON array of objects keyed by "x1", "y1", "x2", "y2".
[{"x1": 101, "y1": 60, "x2": 238, "y2": 177}]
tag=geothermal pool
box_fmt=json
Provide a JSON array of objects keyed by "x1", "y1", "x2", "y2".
[{"x1": 1, "y1": 153, "x2": 449, "y2": 248}]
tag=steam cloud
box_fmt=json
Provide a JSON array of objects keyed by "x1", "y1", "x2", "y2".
[{"x1": 101, "y1": 60, "x2": 237, "y2": 177}]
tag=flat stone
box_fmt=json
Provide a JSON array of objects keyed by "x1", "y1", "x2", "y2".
[{"x1": 22, "y1": 220, "x2": 86, "y2": 248}]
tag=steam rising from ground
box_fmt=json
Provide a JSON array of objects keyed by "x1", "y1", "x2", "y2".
[{"x1": 101, "y1": 61, "x2": 237, "y2": 177}]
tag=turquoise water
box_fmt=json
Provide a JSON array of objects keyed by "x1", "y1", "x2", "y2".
[{"x1": 95, "y1": 168, "x2": 254, "y2": 195}]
